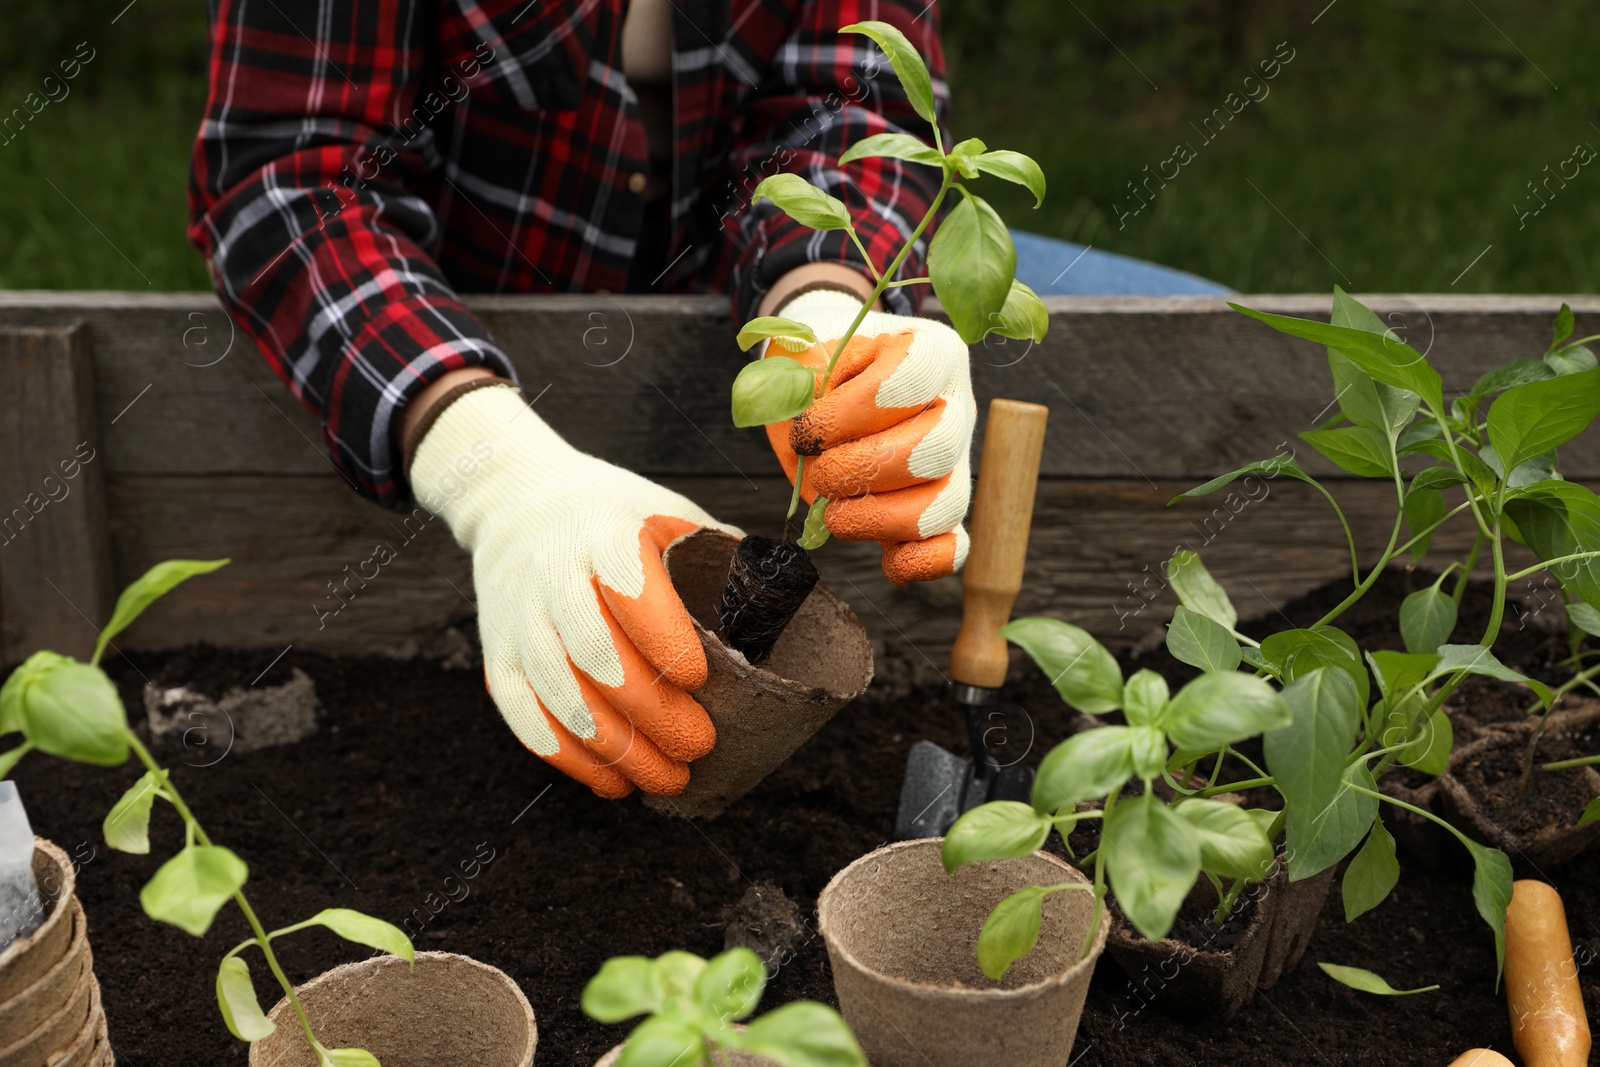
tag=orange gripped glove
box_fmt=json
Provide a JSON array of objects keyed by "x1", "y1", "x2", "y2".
[
  {"x1": 411, "y1": 385, "x2": 743, "y2": 799},
  {"x1": 765, "y1": 289, "x2": 974, "y2": 584}
]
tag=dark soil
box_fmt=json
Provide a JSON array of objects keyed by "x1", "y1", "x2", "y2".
[
  {"x1": 1453, "y1": 715, "x2": 1600, "y2": 839},
  {"x1": 10, "y1": 570, "x2": 1600, "y2": 1066}
]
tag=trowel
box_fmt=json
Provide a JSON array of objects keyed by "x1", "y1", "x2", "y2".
[{"x1": 894, "y1": 398, "x2": 1049, "y2": 839}]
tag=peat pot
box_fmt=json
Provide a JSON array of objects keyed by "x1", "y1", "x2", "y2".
[
  {"x1": 1103, "y1": 859, "x2": 1333, "y2": 1019},
  {"x1": 1436, "y1": 701, "x2": 1600, "y2": 870},
  {"x1": 817, "y1": 839, "x2": 1107, "y2": 1067},
  {"x1": 0, "y1": 838, "x2": 111, "y2": 1067},
  {"x1": 651, "y1": 530, "x2": 873, "y2": 819},
  {"x1": 248, "y1": 952, "x2": 535, "y2": 1067}
]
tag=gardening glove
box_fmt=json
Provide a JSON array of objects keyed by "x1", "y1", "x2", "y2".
[
  {"x1": 766, "y1": 289, "x2": 975, "y2": 584},
  {"x1": 410, "y1": 383, "x2": 741, "y2": 799}
]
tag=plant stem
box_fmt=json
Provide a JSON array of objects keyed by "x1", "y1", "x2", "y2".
[
  {"x1": 1542, "y1": 752, "x2": 1600, "y2": 772},
  {"x1": 783, "y1": 455, "x2": 807, "y2": 540},
  {"x1": 1452, "y1": 533, "x2": 1486, "y2": 606},
  {"x1": 1212, "y1": 876, "x2": 1249, "y2": 926},
  {"x1": 1505, "y1": 551, "x2": 1600, "y2": 583},
  {"x1": 126, "y1": 733, "x2": 321, "y2": 1053},
  {"x1": 1083, "y1": 790, "x2": 1117, "y2": 959},
  {"x1": 1188, "y1": 775, "x2": 1275, "y2": 799}
]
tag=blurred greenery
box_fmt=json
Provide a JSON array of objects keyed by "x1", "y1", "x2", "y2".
[{"x1": 0, "y1": 0, "x2": 1595, "y2": 291}]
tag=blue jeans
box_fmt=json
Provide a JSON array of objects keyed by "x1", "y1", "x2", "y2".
[{"x1": 1010, "y1": 231, "x2": 1234, "y2": 296}]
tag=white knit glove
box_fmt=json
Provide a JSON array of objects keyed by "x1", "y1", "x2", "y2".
[
  {"x1": 410, "y1": 384, "x2": 741, "y2": 798},
  {"x1": 765, "y1": 289, "x2": 974, "y2": 583}
]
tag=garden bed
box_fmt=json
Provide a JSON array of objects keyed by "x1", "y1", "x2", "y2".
[{"x1": 12, "y1": 571, "x2": 1599, "y2": 1066}]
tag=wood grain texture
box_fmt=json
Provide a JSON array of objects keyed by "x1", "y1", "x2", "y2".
[
  {"x1": 0, "y1": 326, "x2": 112, "y2": 662},
  {"x1": 98, "y1": 472, "x2": 1591, "y2": 661},
  {"x1": 0, "y1": 292, "x2": 1596, "y2": 478}
]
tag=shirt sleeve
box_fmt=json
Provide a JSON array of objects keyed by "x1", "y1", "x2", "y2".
[
  {"x1": 724, "y1": 1, "x2": 951, "y2": 321},
  {"x1": 187, "y1": 0, "x2": 517, "y2": 510}
]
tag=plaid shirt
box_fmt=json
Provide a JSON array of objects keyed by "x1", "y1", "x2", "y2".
[{"x1": 188, "y1": 0, "x2": 949, "y2": 508}]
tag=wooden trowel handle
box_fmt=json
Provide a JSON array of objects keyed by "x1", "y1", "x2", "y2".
[{"x1": 950, "y1": 398, "x2": 1049, "y2": 689}]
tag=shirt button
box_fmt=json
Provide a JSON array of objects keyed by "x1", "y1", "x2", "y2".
[{"x1": 628, "y1": 172, "x2": 649, "y2": 194}]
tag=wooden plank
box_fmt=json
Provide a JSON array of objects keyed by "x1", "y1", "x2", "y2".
[
  {"x1": 102, "y1": 472, "x2": 1582, "y2": 660},
  {"x1": 0, "y1": 325, "x2": 112, "y2": 662},
  {"x1": 1, "y1": 292, "x2": 1597, "y2": 479}
]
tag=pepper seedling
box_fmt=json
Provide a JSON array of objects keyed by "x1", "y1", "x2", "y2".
[
  {"x1": 727, "y1": 19, "x2": 1048, "y2": 549},
  {"x1": 0, "y1": 560, "x2": 413, "y2": 1067},
  {"x1": 583, "y1": 947, "x2": 865, "y2": 1067}
]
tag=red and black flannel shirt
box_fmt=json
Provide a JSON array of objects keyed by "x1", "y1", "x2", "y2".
[{"x1": 188, "y1": 0, "x2": 949, "y2": 509}]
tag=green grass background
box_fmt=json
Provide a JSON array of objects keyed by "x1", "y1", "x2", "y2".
[{"x1": 1, "y1": 0, "x2": 1596, "y2": 292}]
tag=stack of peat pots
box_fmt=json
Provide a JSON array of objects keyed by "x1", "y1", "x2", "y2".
[{"x1": 0, "y1": 839, "x2": 110, "y2": 1067}]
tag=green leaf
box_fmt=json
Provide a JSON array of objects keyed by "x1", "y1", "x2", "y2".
[
  {"x1": 1432, "y1": 644, "x2": 1554, "y2": 709},
  {"x1": 655, "y1": 951, "x2": 707, "y2": 999},
  {"x1": 974, "y1": 149, "x2": 1046, "y2": 208},
  {"x1": 1504, "y1": 482, "x2": 1600, "y2": 606},
  {"x1": 300, "y1": 909, "x2": 414, "y2": 963},
  {"x1": 1317, "y1": 962, "x2": 1438, "y2": 996},
  {"x1": 315, "y1": 1047, "x2": 381, "y2": 1067},
  {"x1": 1568, "y1": 600, "x2": 1600, "y2": 637},
  {"x1": 1166, "y1": 550, "x2": 1237, "y2": 629},
  {"x1": 1121, "y1": 669, "x2": 1169, "y2": 728},
  {"x1": 987, "y1": 279, "x2": 1048, "y2": 343},
  {"x1": 929, "y1": 193, "x2": 1016, "y2": 345},
  {"x1": 1486, "y1": 368, "x2": 1600, "y2": 473},
  {"x1": 1000, "y1": 618, "x2": 1122, "y2": 713},
  {"x1": 736, "y1": 317, "x2": 819, "y2": 353},
  {"x1": 1366, "y1": 650, "x2": 1440, "y2": 703},
  {"x1": 1465, "y1": 840, "x2": 1514, "y2": 984},
  {"x1": 1551, "y1": 303, "x2": 1576, "y2": 348},
  {"x1": 735, "y1": 1001, "x2": 867, "y2": 1067},
  {"x1": 1128, "y1": 726, "x2": 1169, "y2": 781},
  {"x1": 1172, "y1": 455, "x2": 1305, "y2": 501},
  {"x1": 104, "y1": 769, "x2": 167, "y2": 854},
  {"x1": 1341, "y1": 815, "x2": 1399, "y2": 922},
  {"x1": 1399, "y1": 707, "x2": 1453, "y2": 777},
  {"x1": 694, "y1": 947, "x2": 765, "y2": 1023},
  {"x1": 1328, "y1": 352, "x2": 1419, "y2": 437},
  {"x1": 97, "y1": 559, "x2": 230, "y2": 663},
  {"x1": 1260, "y1": 626, "x2": 1369, "y2": 712},
  {"x1": 1408, "y1": 466, "x2": 1468, "y2": 494},
  {"x1": 942, "y1": 801, "x2": 1050, "y2": 870},
  {"x1": 1164, "y1": 673, "x2": 1292, "y2": 752},
  {"x1": 618, "y1": 1017, "x2": 705, "y2": 1067},
  {"x1": 731, "y1": 356, "x2": 816, "y2": 428},
  {"x1": 947, "y1": 137, "x2": 987, "y2": 179},
  {"x1": 1266, "y1": 668, "x2": 1362, "y2": 881},
  {"x1": 583, "y1": 957, "x2": 664, "y2": 1023},
  {"x1": 975, "y1": 886, "x2": 1045, "y2": 980},
  {"x1": 1288, "y1": 762, "x2": 1378, "y2": 881},
  {"x1": 1231, "y1": 291, "x2": 1444, "y2": 410},
  {"x1": 1166, "y1": 606, "x2": 1242, "y2": 674},
  {"x1": 751, "y1": 173, "x2": 852, "y2": 231},
  {"x1": 1472, "y1": 359, "x2": 1557, "y2": 399},
  {"x1": 0, "y1": 743, "x2": 30, "y2": 779},
  {"x1": 1103, "y1": 794, "x2": 1201, "y2": 941},
  {"x1": 1399, "y1": 581, "x2": 1457, "y2": 654},
  {"x1": 1578, "y1": 795, "x2": 1600, "y2": 826},
  {"x1": 0, "y1": 653, "x2": 61, "y2": 735},
  {"x1": 1175, "y1": 799, "x2": 1274, "y2": 882},
  {"x1": 140, "y1": 845, "x2": 248, "y2": 937},
  {"x1": 1300, "y1": 426, "x2": 1395, "y2": 478},
  {"x1": 1030, "y1": 728, "x2": 1135, "y2": 813},
  {"x1": 837, "y1": 132, "x2": 943, "y2": 169},
  {"x1": 840, "y1": 21, "x2": 937, "y2": 126},
  {"x1": 1546, "y1": 344, "x2": 1597, "y2": 377},
  {"x1": 216, "y1": 956, "x2": 276, "y2": 1042},
  {"x1": 798, "y1": 496, "x2": 831, "y2": 550},
  {"x1": 1403, "y1": 487, "x2": 1446, "y2": 562},
  {"x1": 18, "y1": 659, "x2": 128, "y2": 766}
]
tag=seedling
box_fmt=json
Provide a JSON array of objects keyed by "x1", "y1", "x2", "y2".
[
  {"x1": 717, "y1": 20, "x2": 1047, "y2": 659},
  {"x1": 0, "y1": 560, "x2": 412, "y2": 1067},
  {"x1": 583, "y1": 947, "x2": 865, "y2": 1067}
]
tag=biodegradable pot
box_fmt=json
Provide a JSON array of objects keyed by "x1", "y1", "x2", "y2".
[
  {"x1": 0, "y1": 838, "x2": 109, "y2": 1067},
  {"x1": 1104, "y1": 859, "x2": 1332, "y2": 1019},
  {"x1": 649, "y1": 530, "x2": 873, "y2": 819},
  {"x1": 817, "y1": 839, "x2": 1107, "y2": 1067},
  {"x1": 1435, "y1": 703, "x2": 1600, "y2": 869},
  {"x1": 248, "y1": 952, "x2": 536, "y2": 1067}
]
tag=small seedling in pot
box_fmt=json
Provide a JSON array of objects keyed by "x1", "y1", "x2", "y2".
[
  {"x1": 583, "y1": 946, "x2": 865, "y2": 1067},
  {"x1": 716, "y1": 20, "x2": 1048, "y2": 662},
  {"x1": 0, "y1": 560, "x2": 413, "y2": 1067}
]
